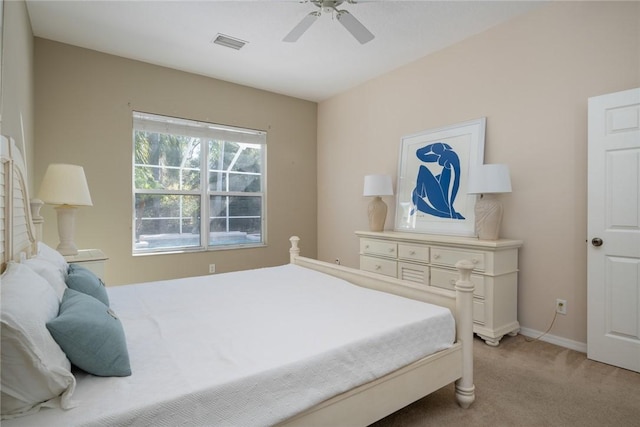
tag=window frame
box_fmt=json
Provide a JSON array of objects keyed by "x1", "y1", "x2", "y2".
[{"x1": 132, "y1": 111, "x2": 267, "y2": 255}]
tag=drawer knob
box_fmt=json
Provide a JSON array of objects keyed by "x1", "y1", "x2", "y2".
[
  {"x1": 472, "y1": 259, "x2": 479, "y2": 264},
  {"x1": 365, "y1": 245, "x2": 370, "y2": 249},
  {"x1": 433, "y1": 254, "x2": 440, "y2": 259},
  {"x1": 375, "y1": 264, "x2": 381, "y2": 270},
  {"x1": 409, "y1": 250, "x2": 416, "y2": 255},
  {"x1": 389, "y1": 248, "x2": 395, "y2": 253},
  {"x1": 450, "y1": 279, "x2": 456, "y2": 285}
]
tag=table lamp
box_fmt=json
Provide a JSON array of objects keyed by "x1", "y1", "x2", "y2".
[
  {"x1": 37, "y1": 164, "x2": 93, "y2": 255},
  {"x1": 363, "y1": 174, "x2": 394, "y2": 232},
  {"x1": 467, "y1": 164, "x2": 512, "y2": 240}
]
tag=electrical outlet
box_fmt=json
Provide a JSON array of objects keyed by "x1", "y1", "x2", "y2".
[
  {"x1": 556, "y1": 299, "x2": 567, "y2": 315},
  {"x1": 209, "y1": 264, "x2": 216, "y2": 274}
]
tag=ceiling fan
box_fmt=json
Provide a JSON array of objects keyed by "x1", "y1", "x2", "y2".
[{"x1": 283, "y1": 0, "x2": 375, "y2": 44}]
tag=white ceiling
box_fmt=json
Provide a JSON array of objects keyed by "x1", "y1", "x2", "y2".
[{"x1": 25, "y1": 1, "x2": 542, "y2": 102}]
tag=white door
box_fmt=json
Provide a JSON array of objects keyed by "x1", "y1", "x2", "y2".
[{"x1": 587, "y1": 88, "x2": 640, "y2": 373}]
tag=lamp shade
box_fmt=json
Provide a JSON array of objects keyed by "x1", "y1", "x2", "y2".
[
  {"x1": 38, "y1": 164, "x2": 93, "y2": 206},
  {"x1": 467, "y1": 164, "x2": 512, "y2": 195},
  {"x1": 363, "y1": 174, "x2": 394, "y2": 197}
]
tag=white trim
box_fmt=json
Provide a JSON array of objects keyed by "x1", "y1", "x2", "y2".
[{"x1": 518, "y1": 327, "x2": 587, "y2": 353}]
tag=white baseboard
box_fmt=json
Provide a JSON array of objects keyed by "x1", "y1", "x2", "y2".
[{"x1": 518, "y1": 327, "x2": 587, "y2": 353}]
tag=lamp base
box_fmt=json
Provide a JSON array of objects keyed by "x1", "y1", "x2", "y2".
[
  {"x1": 474, "y1": 194, "x2": 503, "y2": 240},
  {"x1": 368, "y1": 196, "x2": 388, "y2": 232},
  {"x1": 55, "y1": 205, "x2": 79, "y2": 255}
]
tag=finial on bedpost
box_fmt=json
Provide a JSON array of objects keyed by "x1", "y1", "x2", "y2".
[
  {"x1": 454, "y1": 259, "x2": 475, "y2": 409},
  {"x1": 289, "y1": 236, "x2": 300, "y2": 263},
  {"x1": 455, "y1": 260, "x2": 474, "y2": 289}
]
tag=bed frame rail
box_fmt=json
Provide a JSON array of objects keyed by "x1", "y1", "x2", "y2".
[{"x1": 286, "y1": 236, "x2": 475, "y2": 425}]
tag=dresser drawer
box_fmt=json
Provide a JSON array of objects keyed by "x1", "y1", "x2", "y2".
[
  {"x1": 473, "y1": 300, "x2": 485, "y2": 325},
  {"x1": 398, "y1": 244, "x2": 429, "y2": 263},
  {"x1": 360, "y1": 255, "x2": 397, "y2": 277},
  {"x1": 430, "y1": 268, "x2": 485, "y2": 298},
  {"x1": 360, "y1": 239, "x2": 397, "y2": 258},
  {"x1": 398, "y1": 262, "x2": 429, "y2": 286},
  {"x1": 430, "y1": 248, "x2": 485, "y2": 271}
]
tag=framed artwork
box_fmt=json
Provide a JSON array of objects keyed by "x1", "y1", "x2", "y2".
[{"x1": 394, "y1": 118, "x2": 486, "y2": 236}]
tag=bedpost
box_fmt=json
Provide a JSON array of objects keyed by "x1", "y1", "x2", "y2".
[
  {"x1": 289, "y1": 236, "x2": 300, "y2": 263},
  {"x1": 454, "y1": 259, "x2": 475, "y2": 409}
]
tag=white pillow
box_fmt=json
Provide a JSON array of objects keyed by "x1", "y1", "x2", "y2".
[
  {"x1": 37, "y1": 242, "x2": 69, "y2": 279},
  {"x1": 1, "y1": 262, "x2": 76, "y2": 419},
  {"x1": 22, "y1": 258, "x2": 68, "y2": 301}
]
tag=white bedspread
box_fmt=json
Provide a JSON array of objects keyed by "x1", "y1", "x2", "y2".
[{"x1": 6, "y1": 264, "x2": 454, "y2": 427}]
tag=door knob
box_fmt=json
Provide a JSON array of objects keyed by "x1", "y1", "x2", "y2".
[{"x1": 591, "y1": 237, "x2": 603, "y2": 247}]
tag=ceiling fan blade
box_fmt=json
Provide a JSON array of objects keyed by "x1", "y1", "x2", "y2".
[
  {"x1": 283, "y1": 11, "x2": 320, "y2": 42},
  {"x1": 336, "y1": 10, "x2": 374, "y2": 44}
]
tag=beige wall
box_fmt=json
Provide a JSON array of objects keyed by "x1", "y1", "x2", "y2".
[
  {"x1": 2, "y1": 0, "x2": 34, "y2": 180},
  {"x1": 34, "y1": 39, "x2": 318, "y2": 285},
  {"x1": 317, "y1": 2, "x2": 640, "y2": 346}
]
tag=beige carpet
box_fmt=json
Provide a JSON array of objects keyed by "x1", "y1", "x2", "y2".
[{"x1": 371, "y1": 334, "x2": 640, "y2": 427}]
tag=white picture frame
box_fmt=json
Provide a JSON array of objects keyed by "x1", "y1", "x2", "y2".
[{"x1": 394, "y1": 118, "x2": 486, "y2": 236}]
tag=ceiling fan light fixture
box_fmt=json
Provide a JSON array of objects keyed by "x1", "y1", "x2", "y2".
[{"x1": 212, "y1": 33, "x2": 248, "y2": 50}]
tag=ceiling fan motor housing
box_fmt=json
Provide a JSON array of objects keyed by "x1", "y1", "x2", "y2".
[{"x1": 312, "y1": 0, "x2": 346, "y2": 13}]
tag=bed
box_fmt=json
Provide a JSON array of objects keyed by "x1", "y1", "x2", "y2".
[{"x1": 1, "y1": 134, "x2": 475, "y2": 426}]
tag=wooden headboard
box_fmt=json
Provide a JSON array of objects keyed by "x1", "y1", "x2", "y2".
[{"x1": 1, "y1": 135, "x2": 42, "y2": 272}]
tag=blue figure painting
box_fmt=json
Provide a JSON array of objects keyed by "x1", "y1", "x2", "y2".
[{"x1": 411, "y1": 142, "x2": 465, "y2": 220}]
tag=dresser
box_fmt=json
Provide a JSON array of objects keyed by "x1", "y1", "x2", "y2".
[{"x1": 356, "y1": 231, "x2": 523, "y2": 346}]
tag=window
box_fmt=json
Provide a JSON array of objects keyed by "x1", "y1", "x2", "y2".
[{"x1": 133, "y1": 112, "x2": 266, "y2": 254}]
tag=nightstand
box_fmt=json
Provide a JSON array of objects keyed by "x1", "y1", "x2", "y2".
[{"x1": 64, "y1": 249, "x2": 108, "y2": 281}]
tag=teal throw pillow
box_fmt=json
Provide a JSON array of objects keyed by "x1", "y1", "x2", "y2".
[
  {"x1": 68, "y1": 263, "x2": 92, "y2": 274},
  {"x1": 65, "y1": 267, "x2": 109, "y2": 306},
  {"x1": 68, "y1": 263, "x2": 103, "y2": 278},
  {"x1": 46, "y1": 288, "x2": 131, "y2": 377}
]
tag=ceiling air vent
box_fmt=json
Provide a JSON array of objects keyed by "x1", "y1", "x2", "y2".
[{"x1": 212, "y1": 33, "x2": 247, "y2": 50}]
